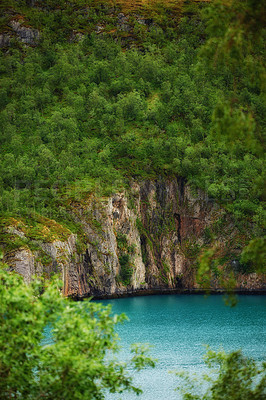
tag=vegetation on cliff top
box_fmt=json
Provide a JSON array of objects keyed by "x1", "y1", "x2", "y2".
[
  {"x1": 0, "y1": 0, "x2": 265, "y2": 267},
  {"x1": 0, "y1": 2, "x2": 265, "y2": 396}
]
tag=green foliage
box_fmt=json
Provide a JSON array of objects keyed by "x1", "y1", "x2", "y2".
[
  {"x1": 119, "y1": 253, "x2": 133, "y2": 286},
  {"x1": 116, "y1": 232, "x2": 129, "y2": 252},
  {"x1": 176, "y1": 348, "x2": 266, "y2": 400},
  {"x1": 117, "y1": 232, "x2": 135, "y2": 285},
  {"x1": 0, "y1": 266, "x2": 155, "y2": 399},
  {"x1": 241, "y1": 237, "x2": 266, "y2": 274},
  {"x1": 182, "y1": 240, "x2": 201, "y2": 261},
  {"x1": 117, "y1": 232, "x2": 135, "y2": 255},
  {"x1": 0, "y1": 0, "x2": 264, "y2": 266}
]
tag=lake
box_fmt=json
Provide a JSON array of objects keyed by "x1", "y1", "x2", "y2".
[{"x1": 95, "y1": 294, "x2": 266, "y2": 399}]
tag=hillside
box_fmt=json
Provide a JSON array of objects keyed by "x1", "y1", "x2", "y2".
[{"x1": 0, "y1": 0, "x2": 265, "y2": 294}]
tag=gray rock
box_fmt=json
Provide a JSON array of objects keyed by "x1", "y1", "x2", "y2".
[
  {"x1": 9, "y1": 20, "x2": 40, "y2": 45},
  {"x1": 5, "y1": 248, "x2": 39, "y2": 284},
  {"x1": 69, "y1": 31, "x2": 85, "y2": 42},
  {"x1": 3, "y1": 179, "x2": 265, "y2": 297},
  {"x1": 117, "y1": 13, "x2": 131, "y2": 32},
  {"x1": 7, "y1": 227, "x2": 25, "y2": 238}
]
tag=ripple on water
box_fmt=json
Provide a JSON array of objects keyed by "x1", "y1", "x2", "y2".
[
  {"x1": 96, "y1": 295, "x2": 266, "y2": 400},
  {"x1": 43, "y1": 294, "x2": 265, "y2": 400}
]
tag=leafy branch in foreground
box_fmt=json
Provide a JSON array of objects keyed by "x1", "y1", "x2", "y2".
[
  {"x1": 175, "y1": 348, "x2": 266, "y2": 400},
  {"x1": 0, "y1": 265, "x2": 155, "y2": 400}
]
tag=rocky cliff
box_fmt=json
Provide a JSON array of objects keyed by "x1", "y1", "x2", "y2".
[{"x1": 3, "y1": 178, "x2": 265, "y2": 297}]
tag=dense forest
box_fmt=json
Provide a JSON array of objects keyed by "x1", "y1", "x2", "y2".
[
  {"x1": 0, "y1": 0, "x2": 265, "y2": 269},
  {"x1": 0, "y1": 1, "x2": 265, "y2": 399}
]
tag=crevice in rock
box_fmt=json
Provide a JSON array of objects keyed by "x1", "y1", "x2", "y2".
[
  {"x1": 84, "y1": 249, "x2": 93, "y2": 275},
  {"x1": 174, "y1": 213, "x2": 181, "y2": 244},
  {"x1": 140, "y1": 234, "x2": 149, "y2": 269}
]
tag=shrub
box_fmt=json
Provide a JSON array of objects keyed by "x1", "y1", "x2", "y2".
[{"x1": 0, "y1": 266, "x2": 155, "y2": 400}]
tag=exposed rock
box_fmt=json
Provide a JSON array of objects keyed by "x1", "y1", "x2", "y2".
[
  {"x1": 3, "y1": 178, "x2": 265, "y2": 297},
  {"x1": 7, "y1": 226, "x2": 25, "y2": 238},
  {"x1": 9, "y1": 20, "x2": 40, "y2": 45},
  {"x1": 69, "y1": 31, "x2": 85, "y2": 42},
  {"x1": 95, "y1": 25, "x2": 105, "y2": 34},
  {"x1": 5, "y1": 248, "x2": 40, "y2": 285},
  {"x1": 135, "y1": 15, "x2": 154, "y2": 27},
  {"x1": 117, "y1": 13, "x2": 131, "y2": 32},
  {"x1": 236, "y1": 273, "x2": 265, "y2": 291}
]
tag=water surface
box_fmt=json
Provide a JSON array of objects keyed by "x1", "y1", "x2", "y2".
[{"x1": 95, "y1": 294, "x2": 265, "y2": 399}]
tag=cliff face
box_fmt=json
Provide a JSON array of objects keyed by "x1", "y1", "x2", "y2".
[{"x1": 3, "y1": 178, "x2": 265, "y2": 297}]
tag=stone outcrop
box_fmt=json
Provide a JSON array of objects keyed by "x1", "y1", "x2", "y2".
[
  {"x1": 9, "y1": 20, "x2": 40, "y2": 45},
  {"x1": 3, "y1": 178, "x2": 265, "y2": 297},
  {"x1": 5, "y1": 248, "x2": 38, "y2": 285}
]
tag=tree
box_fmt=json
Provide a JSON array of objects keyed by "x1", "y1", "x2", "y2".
[
  {"x1": 176, "y1": 348, "x2": 266, "y2": 400},
  {"x1": 195, "y1": 0, "x2": 265, "y2": 280},
  {"x1": 0, "y1": 265, "x2": 155, "y2": 400}
]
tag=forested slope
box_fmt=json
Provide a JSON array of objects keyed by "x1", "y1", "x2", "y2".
[{"x1": 0, "y1": 0, "x2": 265, "y2": 289}]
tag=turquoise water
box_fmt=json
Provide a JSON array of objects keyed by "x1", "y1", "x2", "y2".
[
  {"x1": 95, "y1": 295, "x2": 265, "y2": 400},
  {"x1": 43, "y1": 294, "x2": 265, "y2": 399}
]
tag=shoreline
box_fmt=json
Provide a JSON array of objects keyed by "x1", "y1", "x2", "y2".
[{"x1": 77, "y1": 287, "x2": 266, "y2": 300}]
